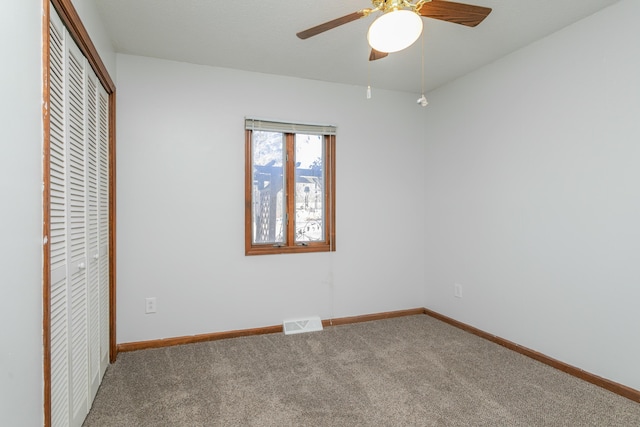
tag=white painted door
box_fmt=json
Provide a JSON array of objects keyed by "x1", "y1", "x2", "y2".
[
  {"x1": 97, "y1": 86, "x2": 110, "y2": 380},
  {"x1": 49, "y1": 6, "x2": 110, "y2": 427},
  {"x1": 86, "y1": 66, "x2": 110, "y2": 400},
  {"x1": 66, "y1": 30, "x2": 90, "y2": 427},
  {"x1": 49, "y1": 11, "x2": 70, "y2": 427},
  {"x1": 86, "y1": 69, "x2": 100, "y2": 402}
]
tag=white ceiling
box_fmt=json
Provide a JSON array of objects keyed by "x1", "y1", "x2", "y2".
[{"x1": 94, "y1": 0, "x2": 619, "y2": 94}]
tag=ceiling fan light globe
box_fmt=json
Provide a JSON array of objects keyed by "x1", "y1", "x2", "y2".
[{"x1": 367, "y1": 9, "x2": 423, "y2": 53}]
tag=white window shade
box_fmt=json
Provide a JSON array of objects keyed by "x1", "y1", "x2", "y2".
[{"x1": 245, "y1": 118, "x2": 336, "y2": 136}]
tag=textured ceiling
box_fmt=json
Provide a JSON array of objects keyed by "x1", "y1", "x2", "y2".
[{"x1": 94, "y1": 0, "x2": 620, "y2": 94}]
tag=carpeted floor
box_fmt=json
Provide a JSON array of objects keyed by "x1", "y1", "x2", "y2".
[{"x1": 83, "y1": 315, "x2": 640, "y2": 426}]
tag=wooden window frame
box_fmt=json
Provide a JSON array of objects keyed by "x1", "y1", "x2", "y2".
[{"x1": 245, "y1": 129, "x2": 335, "y2": 255}]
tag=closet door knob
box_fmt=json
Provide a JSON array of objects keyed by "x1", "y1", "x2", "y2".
[
  {"x1": 93, "y1": 253, "x2": 99, "y2": 260},
  {"x1": 78, "y1": 262, "x2": 86, "y2": 270}
]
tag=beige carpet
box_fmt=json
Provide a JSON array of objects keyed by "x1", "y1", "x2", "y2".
[{"x1": 83, "y1": 315, "x2": 640, "y2": 426}]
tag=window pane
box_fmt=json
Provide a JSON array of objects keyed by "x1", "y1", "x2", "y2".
[
  {"x1": 252, "y1": 131, "x2": 285, "y2": 244},
  {"x1": 294, "y1": 134, "x2": 324, "y2": 242}
]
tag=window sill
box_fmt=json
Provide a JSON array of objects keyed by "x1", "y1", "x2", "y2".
[{"x1": 245, "y1": 243, "x2": 334, "y2": 256}]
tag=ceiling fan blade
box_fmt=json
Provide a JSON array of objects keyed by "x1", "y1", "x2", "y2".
[
  {"x1": 369, "y1": 49, "x2": 388, "y2": 61},
  {"x1": 418, "y1": 0, "x2": 492, "y2": 27},
  {"x1": 297, "y1": 10, "x2": 368, "y2": 39}
]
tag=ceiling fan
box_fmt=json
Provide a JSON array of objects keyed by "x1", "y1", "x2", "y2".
[{"x1": 296, "y1": 0, "x2": 492, "y2": 61}]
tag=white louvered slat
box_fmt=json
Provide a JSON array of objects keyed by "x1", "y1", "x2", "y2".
[{"x1": 50, "y1": 278, "x2": 69, "y2": 427}]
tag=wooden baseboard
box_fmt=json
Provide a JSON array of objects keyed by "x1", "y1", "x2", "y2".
[
  {"x1": 422, "y1": 308, "x2": 640, "y2": 404},
  {"x1": 117, "y1": 307, "x2": 424, "y2": 353},
  {"x1": 117, "y1": 325, "x2": 282, "y2": 353},
  {"x1": 321, "y1": 307, "x2": 426, "y2": 327}
]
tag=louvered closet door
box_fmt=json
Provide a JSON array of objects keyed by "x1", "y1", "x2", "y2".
[
  {"x1": 97, "y1": 85, "x2": 110, "y2": 379},
  {"x1": 49, "y1": 7, "x2": 110, "y2": 427},
  {"x1": 67, "y1": 33, "x2": 90, "y2": 427},
  {"x1": 87, "y1": 67, "x2": 110, "y2": 399},
  {"x1": 49, "y1": 11, "x2": 70, "y2": 427},
  {"x1": 86, "y1": 70, "x2": 100, "y2": 401}
]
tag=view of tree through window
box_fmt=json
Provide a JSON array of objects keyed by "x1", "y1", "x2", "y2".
[
  {"x1": 294, "y1": 134, "x2": 324, "y2": 242},
  {"x1": 251, "y1": 131, "x2": 285, "y2": 244},
  {"x1": 245, "y1": 120, "x2": 335, "y2": 255}
]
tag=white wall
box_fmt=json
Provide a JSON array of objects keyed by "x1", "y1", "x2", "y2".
[
  {"x1": 0, "y1": 1, "x2": 44, "y2": 425},
  {"x1": 72, "y1": 0, "x2": 116, "y2": 78},
  {"x1": 423, "y1": 0, "x2": 640, "y2": 391},
  {"x1": 116, "y1": 55, "x2": 427, "y2": 343}
]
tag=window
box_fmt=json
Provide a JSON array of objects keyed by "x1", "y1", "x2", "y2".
[{"x1": 245, "y1": 119, "x2": 336, "y2": 255}]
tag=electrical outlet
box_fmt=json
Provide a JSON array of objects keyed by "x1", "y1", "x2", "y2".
[
  {"x1": 145, "y1": 297, "x2": 157, "y2": 314},
  {"x1": 454, "y1": 283, "x2": 463, "y2": 299}
]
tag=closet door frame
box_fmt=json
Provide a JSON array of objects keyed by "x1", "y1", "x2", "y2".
[{"x1": 42, "y1": 1, "x2": 116, "y2": 426}]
